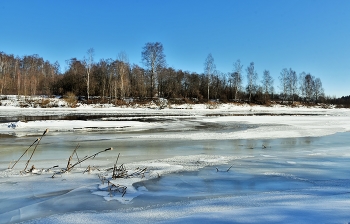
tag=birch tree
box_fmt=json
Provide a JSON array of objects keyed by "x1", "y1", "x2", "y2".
[
  {"x1": 117, "y1": 51, "x2": 129, "y2": 99},
  {"x1": 287, "y1": 68, "x2": 298, "y2": 103},
  {"x1": 314, "y1": 77, "x2": 324, "y2": 103},
  {"x1": 141, "y1": 42, "x2": 166, "y2": 97},
  {"x1": 246, "y1": 62, "x2": 258, "y2": 102},
  {"x1": 279, "y1": 68, "x2": 288, "y2": 103},
  {"x1": 261, "y1": 69, "x2": 273, "y2": 102},
  {"x1": 299, "y1": 72, "x2": 315, "y2": 102},
  {"x1": 204, "y1": 53, "x2": 216, "y2": 101},
  {"x1": 231, "y1": 59, "x2": 243, "y2": 100},
  {"x1": 84, "y1": 48, "x2": 94, "y2": 103}
]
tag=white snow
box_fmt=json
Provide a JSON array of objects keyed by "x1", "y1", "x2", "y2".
[
  {"x1": 0, "y1": 120, "x2": 156, "y2": 137},
  {"x1": 1, "y1": 100, "x2": 350, "y2": 223},
  {"x1": 1, "y1": 106, "x2": 349, "y2": 139}
]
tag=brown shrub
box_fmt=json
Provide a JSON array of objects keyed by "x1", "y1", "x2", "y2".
[{"x1": 64, "y1": 92, "x2": 77, "y2": 107}]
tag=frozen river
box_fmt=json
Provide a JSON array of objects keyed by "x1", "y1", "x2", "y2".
[{"x1": 0, "y1": 107, "x2": 350, "y2": 223}]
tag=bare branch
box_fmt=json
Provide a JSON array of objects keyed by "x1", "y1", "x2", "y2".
[{"x1": 23, "y1": 129, "x2": 48, "y2": 171}]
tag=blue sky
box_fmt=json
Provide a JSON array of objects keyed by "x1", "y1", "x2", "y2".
[{"x1": 1, "y1": 0, "x2": 349, "y2": 97}]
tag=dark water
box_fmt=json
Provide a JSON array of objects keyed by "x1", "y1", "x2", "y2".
[
  {"x1": 0, "y1": 114, "x2": 181, "y2": 123},
  {"x1": 0, "y1": 112, "x2": 325, "y2": 123}
]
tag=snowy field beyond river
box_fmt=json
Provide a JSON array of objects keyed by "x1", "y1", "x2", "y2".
[
  {"x1": 1, "y1": 103, "x2": 350, "y2": 139},
  {"x1": 1, "y1": 103, "x2": 350, "y2": 223}
]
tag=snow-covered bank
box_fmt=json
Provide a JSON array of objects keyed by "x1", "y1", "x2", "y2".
[
  {"x1": 0, "y1": 94, "x2": 346, "y2": 118},
  {"x1": 1, "y1": 105, "x2": 350, "y2": 139},
  {"x1": 0, "y1": 101, "x2": 345, "y2": 116}
]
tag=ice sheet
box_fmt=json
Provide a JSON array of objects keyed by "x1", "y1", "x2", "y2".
[
  {"x1": 1, "y1": 107, "x2": 350, "y2": 139},
  {"x1": 1, "y1": 105, "x2": 350, "y2": 223}
]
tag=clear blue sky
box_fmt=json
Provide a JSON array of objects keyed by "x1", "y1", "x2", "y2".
[{"x1": 1, "y1": 0, "x2": 349, "y2": 97}]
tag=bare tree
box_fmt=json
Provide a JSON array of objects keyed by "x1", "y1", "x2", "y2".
[
  {"x1": 83, "y1": 48, "x2": 94, "y2": 103},
  {"x1": 0, "y1": 52, "x2": 7, "y2": 94},
  {"x1": 246, "y1": 62, "x2": 258, "y2": 102},
  {"x1": 314, "y1": 77, "x2": 324, "y2": 103},
  {"x1": 117, "y1": 51, "x2": 129, "y2": 99},
  {"x1": 231, "y1": 59, "x2": 243, "y2": 101},
  {"x1": 261, "y1": 69, "x2": 273, "y2": 102},
  {"x1": 287, "y1": 68, "x2": 298, "y2": 103},
  {"x1": 64, "y1": 58, "x2": 86, "y2": 96},
  {"x1": 204, "y1": 53, "x2": 216, "y2": 101},
  {"x1": 15, "y1": 57, "x2": 21, "y2": 96},
  {"x1": 211, "y1": 70, "x2": 223, "y2": 100},
  {"x1": 279, "y1": 68, "x2": 288, "y2": 103},
  {"x1": 141, "y1": 42, "x2": 166, "y2": 97},
  {"x1": 299, "y1": 72, "x2": 315, "y2": 103},
  {"x1": 94, "y1": 58, "x2": 111, "y2": 100},
  {"x1": 130, "y1": 64, "x2": 147, "y2": 98}
]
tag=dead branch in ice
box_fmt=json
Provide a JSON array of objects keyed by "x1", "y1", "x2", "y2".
[
  {"x1": 52, "y1": 147, "x2": 113, "y2": 178},
  {"x1": 129, "y1": 167, "x2": 148, "y2": 178},
  {"x1": 66, "y1": 144, "x2": 80, "y2": 172},
  {"x1": 109, "y1": 160, "x2": 148, "y2": 180},
  {"x1": 8, "y1": 138, "x2": 39, "y2": 169},
  {"x1": 97, "y1": 154, "x2": 148, "y2": 197},
  {"x1": 70, "y1": 147, "x2": 113, "y2": 170},
  {"x1": 9, "y1": 138, "x2": 39, "y2": 169},
  {"x1": 23, "y1": 129, "x2": 49, "y2": 172},
  {"x1": 216, "y1": 164, "x2": 234, "y2": 172},
  {"x1": 112, "y1": 153, "x2": 120, "y2": 179},
  {"x1": 226, "y1": 165, "x2": 233, "y2": 172},
  {"x1": 98, "y1": 173, "x2": 107, "y2": 184},
  {"x1": 108, "y1": 180, "x2": 127, "y2": 197},
  {"x1": 45, "y1": 165, "x2": 59, "y2": 172},
  {"x1": 83, "y1": 165, "x2": 101, "y2": 174}
]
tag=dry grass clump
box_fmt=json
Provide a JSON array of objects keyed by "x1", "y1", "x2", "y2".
[
  {"x1": 114, "y1": 99, "x2": 129, "y2": 106},
  {"x1": 206, "y1": 101, "x2": 219, "y2": 109},
  {"x1": 64, "y1": 92, "x2": 77, "y2": 107},
  {"x1": 40, "y1": 99, "x2": 51, "y2": 108},
  {"x1": 98, "y1": 153, "x2": 148, "y2": 197}
]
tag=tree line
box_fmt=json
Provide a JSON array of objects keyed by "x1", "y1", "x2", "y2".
[
  {"x1": 0, "y1": 52, "x2": 60, "y2": 96},
  {"x1": 0, "y1": 43, "x2": 348, "y2": 106}
]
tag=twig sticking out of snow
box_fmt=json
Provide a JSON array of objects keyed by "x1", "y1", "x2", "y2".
[
  {"x1": 98, "y1": 173, "x2": 107, "y2": 184},
  {"x1": 66, "y1": 144, "x2": 80, "y2": 172},
  {"x1": 99, "y1": 155, "x2": 148, "y2": 197},
  {"x1": 23, "y1": 128, "x2": 48, "y2": 172},
  {"x1": 108, "y1": 180, "x2": 127, "y2": 197},
  {"x1": 70, "y1": 147, "x2": 113, "y2": 170},
  {"x1": 129, "y1": 167, "x2": 147, "y2": 178},
  {"x1": 216, "y1": 165, "x2": 234, "y2": 172},
  {"x1": 83, "y1": 165, "x2": 101, "y2": 174},
  {"x1": 112, "y1": 153, "x2": 120, "y2": 179},
  {"x1": 52, "y1": 147, "x2": 113, "y2": 178},
  {"x1": 109, "y1": 162, "x2": 148, "y2": 180},
  {"x1": 9, "y1": 138, "x2": 39, "y2": 169},
  {"x1": 45, "y1": 165, "x2": 59, "y2": 172}
]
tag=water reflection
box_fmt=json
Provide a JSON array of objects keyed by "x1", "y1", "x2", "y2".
[
  {"x1": 303, "y1": 137, "x2": 314, "y2": 145},
  {"x1": 245, "y1": 139, "x2": 258, "y2": 149},
  {"x1": 280, "y1": 138, "x2": 297, "y2": 146}
]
